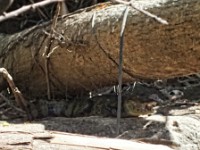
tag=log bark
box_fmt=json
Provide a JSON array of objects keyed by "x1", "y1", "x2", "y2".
[{"x1": 0, "y1": 0, "x2": 199, "y2": 97}]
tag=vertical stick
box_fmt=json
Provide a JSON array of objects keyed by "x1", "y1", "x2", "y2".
[{"x1": 117, "y1": 6, "x2": 129, "y2": 135}]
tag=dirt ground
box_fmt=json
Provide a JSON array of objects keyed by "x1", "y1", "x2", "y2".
[{"x1": 8, "y1": 115, "x2": 167, "y2": 140}]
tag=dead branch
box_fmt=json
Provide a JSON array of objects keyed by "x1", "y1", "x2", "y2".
[
  {"x1": 0, "y1": 68, "x2": 31, "y2": 119},
  {"x1": 110, "y1": 0, "x2": 168, "y2": 24},
  {"x1": 0, "y1": 0, "x2": 64, "y2": 22}
]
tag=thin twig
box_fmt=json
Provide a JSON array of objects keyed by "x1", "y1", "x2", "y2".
[
  {"x1": 110, "y1": 0, "x2": 168, "y2": 25},
  {"x1": 116, "y1": 130, "x2": 129, "y2": 138},
  {"x1": 91, "y1": 11, "x2": 96, "y2": 30},
  {"x1": 117, "y1": 6, "x2": 129, "y2": 135},
  {"x1": 43, "y1": 1, "x2": 61, "y2": 100},
  {"x1": 0, "y1": 0, "x2": 64, "y2": 22}
]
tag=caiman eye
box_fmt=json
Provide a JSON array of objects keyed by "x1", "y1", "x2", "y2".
[{"x1": 145, "y1": 104, "x2": 152, "y2": 110}]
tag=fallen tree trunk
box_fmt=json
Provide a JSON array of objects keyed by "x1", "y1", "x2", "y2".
[{"x1": 0, "y1": 0, "x2": 199, "y2": 97}]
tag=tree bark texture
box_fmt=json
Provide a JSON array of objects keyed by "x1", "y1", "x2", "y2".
[{"x1": 0, "y1": 0, "x2": 199, "y2": 97}]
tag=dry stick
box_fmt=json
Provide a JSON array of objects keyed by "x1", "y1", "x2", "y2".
[
  {"x1": 110, "y1": 0, "x2": 168, "y2": 25},
  {"x1": 116, "y1": 6, "x2": 129, "y2": 135},
  {"x1": 0, "y1": 68, "x2": 31, "y2": 119},
  {"x1": 0, "y1": 0, "x2": 64, "y2": 22},
  {"x1": 58, "y1": 1, "x2": 69, "y2": 15},
  {"x1": 43, "y1": 2, "x2": 61, "y2": 100},
  {"x1": 44, "y1": 49, "x2": 51, "y2": 100}
]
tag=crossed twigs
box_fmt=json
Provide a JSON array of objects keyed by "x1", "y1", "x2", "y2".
[{"x1": 0, "y1": 68, "x2": 31, "y2": 119}]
